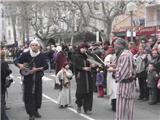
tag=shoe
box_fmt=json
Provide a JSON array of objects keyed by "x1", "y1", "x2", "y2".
[
  {"x1": 143, "y1": 98, "x2": 148, "y2": 101},
  {"x1": 148, "y1": 101, "x2": 157, "y2": 105},
  {"x1": 34, "y1": 111, "x2": 41, "y2": 118},
  {"x1": 137, "y1": 97, "x2": 143, "y2": 100},
  {"x1": 84, "y1": 110, "x2": 92, "y2": 115},
  {"x1": 77, "y1": 107, "x2": 81, "y2": 113},
  {"x1": 29, "y1": 115, "x2": 35, "y2": 120},
  {"x1": 5, "y1": 107, "x2": 11, "y2": 110},
  {"x1": 59, "y1": 105, "x2": 64, "y2": 108},
  {"x1": 64, "y1": 105, "x2": 68, "y2": 108}
]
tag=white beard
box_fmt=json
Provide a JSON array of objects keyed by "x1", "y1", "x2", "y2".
[{"x1": 29, "y1": 48, "x2": 40, "y2": 57}]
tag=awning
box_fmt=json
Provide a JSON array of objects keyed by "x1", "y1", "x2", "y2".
[{"x1": 136, "y1": 26, "x2": 160, "y2": 36}]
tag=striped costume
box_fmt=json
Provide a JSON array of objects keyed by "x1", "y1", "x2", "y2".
[{"x1": 115, "y1": 50, "x2": 136, "y2": 120}]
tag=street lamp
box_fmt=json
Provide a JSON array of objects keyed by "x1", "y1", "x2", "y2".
[{"x1": 127, "y1": 1, "x2": 137, "y2": 43}]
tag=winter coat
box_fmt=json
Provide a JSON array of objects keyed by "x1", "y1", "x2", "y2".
[
  {"x1": 1, "y1": 60, "x2": 12, "y2": 94},
  {"x1": 74, "y1": 53, "x2": 93, "y2": 94}
]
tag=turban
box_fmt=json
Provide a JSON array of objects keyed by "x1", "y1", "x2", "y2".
[
  {"x1": 56, "y1": 46, "x2": 62, "y2": 52},
  {"x1": 30, "y1": 40, "x2": 40, "y2": 46},
  {"x1": 115, "y1": 38, "x2": 128, "y2": 48}
]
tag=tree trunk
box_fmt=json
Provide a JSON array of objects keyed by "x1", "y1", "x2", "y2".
[
  {"x1": 25, "y1": 19, "x2": 29, "y2": 43},
  {"x1": 11, "y1": 15, "x2": 17, "y2": 46},
  {"x1": 106, "y1": 20, "x2": 113, "y2": 44}
]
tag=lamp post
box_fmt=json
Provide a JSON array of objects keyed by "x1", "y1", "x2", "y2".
[{"x1": 127, "y1": 1, "x2": 137, "y2": 43}]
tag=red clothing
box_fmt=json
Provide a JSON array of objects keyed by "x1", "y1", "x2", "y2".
[{"x1": 130, "y1": 47, "x2": 138, "y2": 55}]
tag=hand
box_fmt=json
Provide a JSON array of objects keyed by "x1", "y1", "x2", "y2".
[
  {"x1": 109, "y1": 64, "x2": 116, "y2": 68},
  {"x1": 90, "y1": 64, "x2": 96, "y2": 68},
  {"x1": 83, "y1": 67, "x2": 91, "y2": 71},
  {"x1": 108, "y1": 67, "x2": 117, "y2": 72},
  {"x1": 30, "y1": 67, "x2": 38, "y2": 74},
  {"x1": 18, "y1": 64, "x2": 25, "y2": 70}
]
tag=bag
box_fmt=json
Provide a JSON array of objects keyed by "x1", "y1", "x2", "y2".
[
  {"x1": 5, "y1": 76, "x2": 13, "y2": 88},
  {"x1": 157, "y1": 79, "x2": 160, "y2": 89}
]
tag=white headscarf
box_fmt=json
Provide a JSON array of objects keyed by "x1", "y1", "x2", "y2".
[
  {"x1": 29, "y1": 40, "x2": 40, "y2": 57},
  {"x1": 56, "y1": 46, "x2": 62, "y2": 52}
]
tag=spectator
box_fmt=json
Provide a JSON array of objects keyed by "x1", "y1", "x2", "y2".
[{"x1": 1, "y1": 46, "x2": 12, "y2": 120}]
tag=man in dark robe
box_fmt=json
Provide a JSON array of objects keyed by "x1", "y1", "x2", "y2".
[
  {"x1": 15, "y1": 40, "x2": 48, "y2": 120},
  {"x1": 74, "y1": 42, "x2": 94, "y2": 115}
]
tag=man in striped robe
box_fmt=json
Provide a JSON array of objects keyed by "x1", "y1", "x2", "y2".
[{"x1": 113, "y1": 38, "x2": 136, "y2": 120}]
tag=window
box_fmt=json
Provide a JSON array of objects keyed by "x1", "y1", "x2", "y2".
[
  {"x1": 8, "y1": 30, "x2": 11, "y2": 39},
  {"x1": 157, "y1": 8, "x2": 160, "y2": 25},
  {"x1": 8, "y1": 17, "x2": 11, "y2": 25}
]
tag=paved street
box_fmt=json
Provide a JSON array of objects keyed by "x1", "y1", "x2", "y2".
[{"x1": 5, "y1": 64, "x2": 160, "y2": 120}]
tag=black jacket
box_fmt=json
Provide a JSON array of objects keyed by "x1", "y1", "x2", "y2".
[
  {"x1": 1, "y1": 60, "x2": 12, "y2": 94},
  {"x1": 74, "y1": 52, "x2": 93, "y2": 93}
]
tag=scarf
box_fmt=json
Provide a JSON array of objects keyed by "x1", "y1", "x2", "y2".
[{"x1": 29, "y1": 48, "x2": 40, "y2": 57}]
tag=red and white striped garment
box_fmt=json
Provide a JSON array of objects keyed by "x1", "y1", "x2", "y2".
[
  {"x1": 115, "y1": 50, "x2": 136, "y2": 99},
  {"x1": 115, "y1": 50, "x2": 136, "y2": 120}
]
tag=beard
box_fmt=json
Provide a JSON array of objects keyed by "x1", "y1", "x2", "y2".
[{"x1": 114, "y1": 46, "x2": 125, "y2": 57}]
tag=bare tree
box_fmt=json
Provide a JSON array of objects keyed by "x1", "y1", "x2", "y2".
[{"x1": 72, "y1": 0, "x2": 127, "y2": 42}]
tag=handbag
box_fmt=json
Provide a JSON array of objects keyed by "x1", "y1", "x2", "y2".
[{"x1": 157, "y1": 79, "x2": 160, "y2": 89}]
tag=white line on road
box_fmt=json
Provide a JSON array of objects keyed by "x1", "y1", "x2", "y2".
[
  {"x1": 42, "y1": 94, "x2": 96, "y2": 120},
  {"x1": 42, "y1": 76, "x2": 53, "y2": 81}
]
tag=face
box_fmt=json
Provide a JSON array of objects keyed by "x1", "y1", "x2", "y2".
[
  {"x1": 152, "y1": 50, "x2": 158, "y2": 57},
  {"x1": 148, "y1": 64, "x2": 154, "y2": 71},
  {"x1": 0, "y1": 48, "x2": 5, "y2": 59},
  {"x1": 80, "y1": 47, "x2": 87, "y2": 53},
  {"x1": 158, "y1": 44, "x2": 160, "y2": 53},
  {"x1": 138, "y1": 45, "x2": 145, "y2": 54},
  {"x1": 114, "y1": 42, "x2": 123, "y2": 53},
  {"x1": 30, "y1": 43, "x2": 39, "y2": 52},
  {"x1": 148, "y1": 38, "x2": 154, "y2": 46}
]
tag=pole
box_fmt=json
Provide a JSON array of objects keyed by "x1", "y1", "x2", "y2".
[{"x1": 130, "y1": 11, "x2": 133, "y2": 43}]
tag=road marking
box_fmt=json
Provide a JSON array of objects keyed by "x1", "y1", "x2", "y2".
[
  {"x1": 10, "y1": 74, "x2": 96, "y2": 120},
  {"x1": 50, "y1": 74, "x2": 56, "y2": 77},
  {"x1": 42, "y1": 94, "x2": 96, "y2": 120},
  {"x1": 42, "y1": 76, "x2": 53, "y2": 81},
  {"x1": 16, "y1": 76, "x2": 53, "y2": 81}
]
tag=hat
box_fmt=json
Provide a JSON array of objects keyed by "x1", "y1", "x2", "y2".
[
  {"x1": 78, "y1": 42, "x2": 88, "y2": 49},
  {"x1": 56, "y1": 46, "x2": 62, "y2": 52},
  {"x1": 115, "y1": 38, "x2": 127, "y2": 47},
  {"x1": 30, "y1": 40, "x2": 40, "y2": 46}
]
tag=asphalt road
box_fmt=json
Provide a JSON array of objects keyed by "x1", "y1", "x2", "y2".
[{"x1": 5, "y1": 64, "x2": 160, "y2": 120}]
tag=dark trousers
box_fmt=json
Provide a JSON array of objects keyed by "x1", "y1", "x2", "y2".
[
  {"x1": 1, "y1": 93, "x2": 9, "y2": 120},
  {"x1": 149, "y1": 87, "x2": 158, "y2": 103},
  {"x1": 111, "y1": 99, "x2": 116, "y2": 112},
  {"x1": 92, "y1": 71, "x2": 97, "y2": 92},
  {"x1": 75, "y1": 92, "x2": 93, "y2": 112},
  {"x1": 23, "y1": 79, "x2": 42, "y2": 116},
  {"x1": 137, "y1": 71, "x2": 149, "y2": 99}
]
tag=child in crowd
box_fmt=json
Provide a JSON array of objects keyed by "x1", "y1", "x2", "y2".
[
  {"x1": 96, "y1": 66, "x2": 105, "y2": 97},
  {"x1": 56, "y1": 62, "x2": 73, "y2": 108},
  {"x1": 147, "y1": 62, "x2": 159, "y2": 105}
]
